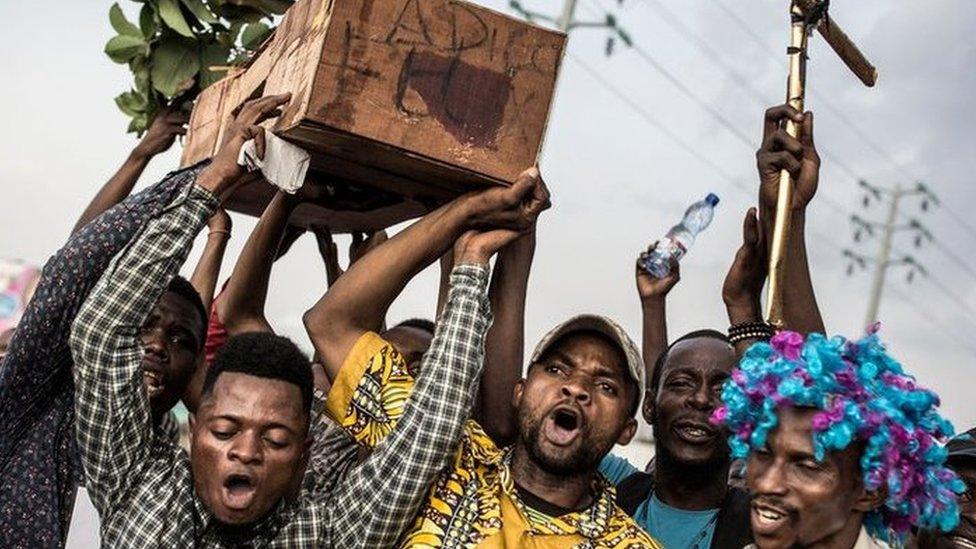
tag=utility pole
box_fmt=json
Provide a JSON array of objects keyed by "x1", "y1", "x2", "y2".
[
  {"x1": 863, "y1": 184, "x2": 902, "y2": 327},
  {"x1": 509, "y1": 0, "x2": 631, "y2": 54},
  {"x1": 557, "y1": 0, "x2": 578, "y2": 32},
  {"x1": 844, "y1": 180, "x2": 938, "y2": 327}
]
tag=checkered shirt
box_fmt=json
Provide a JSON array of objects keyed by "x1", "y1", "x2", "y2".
[
  {"x1": 323, "y1": 263, "x2": 494, "y2": 547},
  {"x1": 70, "y1": 179, "x2": 489, "y2": 547}
]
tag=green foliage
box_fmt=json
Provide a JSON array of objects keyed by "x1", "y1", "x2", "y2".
[{"x1": 104, "y1": 0, "x2": 294, "y2": 135}]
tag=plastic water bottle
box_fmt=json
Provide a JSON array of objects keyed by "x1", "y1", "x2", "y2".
[{"x1": 643, "y1": 193, "x2": 720, "y2": 278}]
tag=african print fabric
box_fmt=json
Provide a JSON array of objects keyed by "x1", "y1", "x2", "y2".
[{"x1": 326, "y1": 332, "x2": 662, "y2": 549}]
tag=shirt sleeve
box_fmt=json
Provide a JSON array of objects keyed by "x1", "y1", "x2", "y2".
[
  {"x1": 323, "y1": 332, "x2": 414, "y2": 449},
  {"x1": 300, "y1": 390, "x2": 360, "y2": 502},
  {"x1": 0, "y1": 168, "x2": 195, "y2": 457},
  {"x1": 599, "y1": 453, "x2": 639, "y2": 486},
  {"x1": 322, "y1": 263, "x2": 493, "y2": 548},
  {"x1": 70, "y1": 182, "x2": 218, "y2": 517}
]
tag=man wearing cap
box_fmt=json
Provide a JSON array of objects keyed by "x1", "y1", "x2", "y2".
[
  {"x1": 306, "y1": 167, "x2": 659, "y2": 547},
  {"x1": 919, "y1": 427, "x2": 976, "y2": 549}
]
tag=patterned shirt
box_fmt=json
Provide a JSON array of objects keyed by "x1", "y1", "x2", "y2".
[
  {"x1": 0, "y1": 166, "x2": 196, "y2": 548},
  {"x1": 69, "y1": 179, "x2": 490, "y2": 547},
  {"x1": 326, "y1": 282, "x2": 661, "y2": 548}
]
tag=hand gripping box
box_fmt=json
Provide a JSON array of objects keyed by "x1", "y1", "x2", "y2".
[{"x1": 181, "y1": 0, "x2": 565, "y2": 231}]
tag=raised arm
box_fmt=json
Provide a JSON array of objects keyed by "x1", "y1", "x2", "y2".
[
  {"x1": 475, "y1": 227, "x2": 536, "y2": 446},
  {"x1": 70, "y1": 172, "x2": 220, "y2": 512},
  {"x1": 323, "y1": 221, "x2": 548, "y2": 547},
  {"x1": 0, "y1": 170, "x2": 191, "y2": 463},
  {"x1": 69, "y1": 93, "x2": 291, "y2": 513},
  {"x1": 636, "y1": 247, "x2": 681, "y2": 384},
  {"x1": 70, "y1": 107, "x2": 189, "y2": 236},
  {"x1": 757, "y1": 105, "x2": 825, "y2": 334},
  {"x1": 190, "y1": 209, "x2": 232, "y2": 316},
  {"x1": 722, "y1": 207, "x2": 768, "y2": 356},
  {"x1": 216, "y1": 190, "x2": 301, "y2": 335},
  {"x1": 305, "y1": 167, "x2": 550, "y2": 382}
]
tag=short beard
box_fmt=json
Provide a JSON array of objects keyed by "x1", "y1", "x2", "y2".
[{"x1": 518, "y1": 413, "x2": 611, "y2": 477}]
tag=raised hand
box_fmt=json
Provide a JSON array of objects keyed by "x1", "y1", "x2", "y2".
[
  {"x1": 199, "y1": 93, "x2": 292, "y2": 197},
  {"x1": 722, "y1": 207, "x2": 767, "y2": 322},
  {"x1": 456, "y1": 167, "x2": 551, "y2": 265},
  {"x1": 132, "y1": 106, "x2": 189, "y2": 159},
  {"x1": 757, "y1": 105, "x2": 820, "y2": 212},
  {"x1": 636, "y1": 243, "x2": 680, "y2": 305},
  {"x1": 464, "y1": 167, "x2": 551, "y2": 235}
]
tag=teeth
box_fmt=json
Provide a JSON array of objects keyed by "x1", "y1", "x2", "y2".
[
  {"x1": 756, "y1": 509, "x2": 784, "y2": 522},
  {"x1": 144, "y1": 372, "x2": 161, "y2": 388}
]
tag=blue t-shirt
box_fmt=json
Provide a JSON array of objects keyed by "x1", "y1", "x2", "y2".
[{"x1": 600, "y1": 454, "x2": 719, "y2": 549}]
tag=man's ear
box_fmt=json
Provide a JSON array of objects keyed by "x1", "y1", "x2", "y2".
[
  {"x1": 512, "y1": 379, "x2": 526, "y2": 409},
  {"x1": 642, "y1": 388, "x2": 656, "y2": 424},
  {"x1": 616, "y1": 418, "x2": 639, "y2": 446}
]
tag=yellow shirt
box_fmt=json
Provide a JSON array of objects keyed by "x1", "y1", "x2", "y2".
[{"x1": 326, "y1": 332, "x2": 662, "y2": 549}]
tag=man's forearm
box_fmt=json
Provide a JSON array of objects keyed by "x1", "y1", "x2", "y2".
[
  {"x1": 641, "y1": 298, "x2": 669, "y2": 381},
  {"x1": 760, "y1": 210, "x2": 824, "y2": 334},
  {"x1": 325, "y1": 264, "x2": 492, "y2": 548},
  {"x1": 307, "y1": 197, "x2": 475, "y2": 380},
  {"x1": 218, "y1": 191, "x2": 298, "y2": 334},
  {"x1": 70, "y1": 178, "x2": 219, "y2": 512},
  {"x1": 70, "y1": 152, "x2": 151, "y2": 236},
  {"x1": 0, "y1": 172, "x2": 189, "y2": 451},
  {"x1": 190, "y1": 232, "x2": 230, "y2": 316},
  {"x1": 477, "y1": 231, "x2": 534, "y2": 446}
]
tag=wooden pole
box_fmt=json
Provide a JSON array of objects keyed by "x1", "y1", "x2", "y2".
[{"x1": 765, "y1": 1, "x2": 810, "y2": 327}]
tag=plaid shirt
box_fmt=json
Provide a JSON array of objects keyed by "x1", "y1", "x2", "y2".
[
  {"x1": 325, "y1": 264, "x2": 494, "y2": 546},
  {"x1": 70, "y1": 179, "x2": 494, "y2": 547},
  {"x1": 0, "y1": 166, "x2": 193, "y2": 548}
]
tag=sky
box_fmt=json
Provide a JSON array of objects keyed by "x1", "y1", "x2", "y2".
[
  {"x1": 1, "y1": 0, "x2": 975, "y2": 545},
  {"x1": 2, "y1": 0, "x2": 975, "y2": 436}
]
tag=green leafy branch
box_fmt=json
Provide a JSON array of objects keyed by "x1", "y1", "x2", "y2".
[{"x1": 105, "y1": 0, "x2": 293, "y2": 135}]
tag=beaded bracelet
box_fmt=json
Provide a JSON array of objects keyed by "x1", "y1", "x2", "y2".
[{"x1": 728, "y1": 321, "x2": 774, "y2": 344}]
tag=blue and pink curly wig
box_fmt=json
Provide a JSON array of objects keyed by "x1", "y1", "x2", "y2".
[{"x1": 712, "y1": 328, "x2": 965, "y2": 544}]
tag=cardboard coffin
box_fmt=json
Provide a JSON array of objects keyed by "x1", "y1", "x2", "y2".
[{"x1": 181, "y1": 0, "x2": 566, "y2": 230}]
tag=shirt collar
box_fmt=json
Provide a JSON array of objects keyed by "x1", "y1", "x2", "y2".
[{"x1": 498, "y1": 448, "x2": 619, "y2": 540}]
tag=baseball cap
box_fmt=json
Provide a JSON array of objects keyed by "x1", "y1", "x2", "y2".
[{"x1": 528, "y1": 314, "x2": 644, "y2": 411}]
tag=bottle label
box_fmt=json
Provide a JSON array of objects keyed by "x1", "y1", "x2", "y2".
[{"x1": 672, "y1": 241, "x2": 688, "y2": 261}]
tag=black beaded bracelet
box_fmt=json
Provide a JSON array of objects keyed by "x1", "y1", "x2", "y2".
[{"x1": 728, "y1": 321, "x2": 774, "y2": 344}]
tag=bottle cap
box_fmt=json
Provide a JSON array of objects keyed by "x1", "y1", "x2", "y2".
[{"x1": 705, "y1": 193, "x2": 720, "y2": 207}]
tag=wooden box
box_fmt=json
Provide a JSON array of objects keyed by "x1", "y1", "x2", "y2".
[{"x1": 182, "y1": 0, "x2": 566, "y2": 230}]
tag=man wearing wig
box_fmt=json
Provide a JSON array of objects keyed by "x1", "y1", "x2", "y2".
[{"x1": 711, "y1": 106, "x2": 965, "y2": 549}]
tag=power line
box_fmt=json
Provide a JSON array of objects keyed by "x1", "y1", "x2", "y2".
[
  {"x1": 930, "y1": 238, "x2": 976, "y2": 280},
  {"x1": 885, "y1": 284, "x2": 976, "y2": 357},
  {"x1": 580, "y1": 0, "x2": 865, "y2": 222},
  {"x1": 568, "y1": 51, "x2": 847, "y2": 256},
  {"x1": 567, "y1": 52, "x2": 754, "y2": 198},
  {"x1": 890, "y1": 245, "x2": 976, "y2": 327},
  {"x1": 575, "y1": 31, "x2": 976, "y2": 358},
  {"x1": 712, "y1": 0, "x2": 976, "y2": 248}
]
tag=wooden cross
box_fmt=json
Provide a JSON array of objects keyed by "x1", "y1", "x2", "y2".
[{"x1": 765, "y1": 0, "x2": 878, "y2": 327}]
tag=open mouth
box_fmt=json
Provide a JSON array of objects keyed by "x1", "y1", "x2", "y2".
[
  {"x1": 672, "y1": 419, "x2": 716, "y2": 445},
  {"x1": 143, "y1": 370, "x2": 165, "y2": 398},
  {"x1": 542, "y1": 406, "x2": 583, "y2": 447},
  {"x1": 222, "y1": 473, "x2": 257, "y2": 510},
  {"x1": 751, "y1": 502, "x2": 791, "y2": 536}
]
